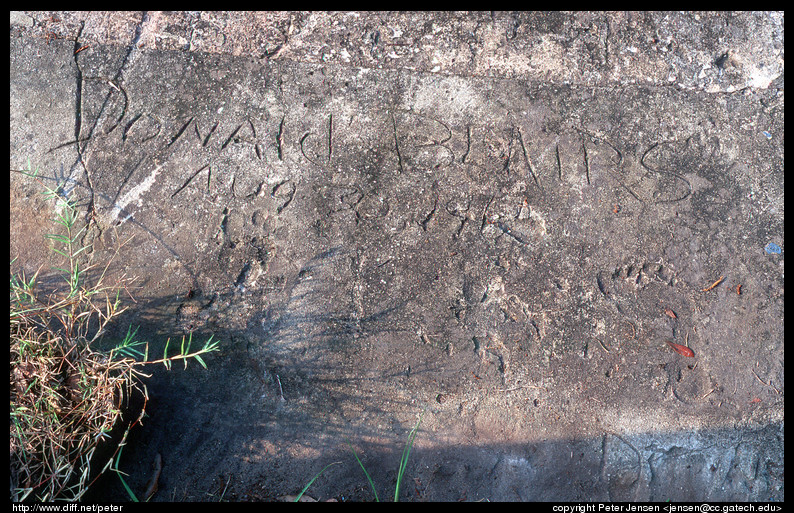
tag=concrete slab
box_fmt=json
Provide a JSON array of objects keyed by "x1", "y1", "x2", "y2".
[{"x1": 10, "y1": 11, "x2": 783, "y2": 502}]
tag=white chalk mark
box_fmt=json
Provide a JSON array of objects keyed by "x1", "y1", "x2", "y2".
[{"x1": 110, "y1": 163, "x2": 162, "y2": 224}]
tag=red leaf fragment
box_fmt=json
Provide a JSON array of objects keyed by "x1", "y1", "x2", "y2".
[{"x1": 666, "y1": 341, "x2": 695, "y2": 357}]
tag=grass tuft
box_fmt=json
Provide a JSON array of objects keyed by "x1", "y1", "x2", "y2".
[
  {"x1": 299, "y1": 409, "x2": 425, "y2": 502},
  {"x1": 10, "y1": 161, "x2": 219, "y2": 502}
]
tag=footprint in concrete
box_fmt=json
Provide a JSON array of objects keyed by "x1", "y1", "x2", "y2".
[
  {"x1": 664, "y1": 361, "x2": 715, "y2": 404},
  {"x1": 176, "y1": 293, "x2": 213, "y2": 333},
  {"x1": 596, "y1": 261, "x2": 675, "y2": 317}
]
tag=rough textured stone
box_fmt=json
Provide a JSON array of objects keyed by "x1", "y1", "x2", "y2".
[{"x1": 10, "y1": 11, "x2": 783, "y2": 502}]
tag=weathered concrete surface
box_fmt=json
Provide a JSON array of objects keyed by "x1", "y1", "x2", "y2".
[{"x1": 10, "y1": 12, "x2": 783, "y2": 502}]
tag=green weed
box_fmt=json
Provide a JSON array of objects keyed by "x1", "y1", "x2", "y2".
[
  {"x1": 297, "y1": 409, "x2": 425, "y2": 502},
  {"x1": 10, "y1": 160, "x2": 219, "y2": 502}
]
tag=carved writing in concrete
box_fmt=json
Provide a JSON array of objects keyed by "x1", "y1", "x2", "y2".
[{"x1": 74, "y1": 94, "x2": 694, "y2": 230}]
